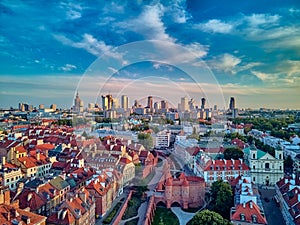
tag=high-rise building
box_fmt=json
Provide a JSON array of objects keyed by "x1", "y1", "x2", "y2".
[
  {"x1": 201, "y1": 98, "x2": 206, "y2": 109},
  {"x1": 102, "y1": 95, "x2": 108, "y2": 110},
  {"x1": 106, "y1": 95, "x2": 113, "y2": 110},
  {"x1": 74, "y1": 92, "x2": 83, "y2": 112},
  {"x1": 189, "y1": 98, "x2": 195, "y2": 110},
  {"x1": 147, "y1": 96, "x2": 153, "y2": 108},
  {"x1": 112, "y1": 98, "x2": 119, "y2": 109},
  {"x1": 154, "y1": 102, "x2": 160, "y2": 111},
  {"x1": 180, "y1": 96, "x2": 189, "y2": 112},
  {"x1": 229, "y1": 97, "x2": 235, "y2": 110},
  {"x1": 121, "y1": 95, "x2": 129, "y2": 109},
  {"x1": 161, "y1": 100, "x2": 168, "y2": 109}
]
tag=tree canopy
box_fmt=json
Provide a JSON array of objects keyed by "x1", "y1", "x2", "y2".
[
  {"x1": 209, "y1": 180, "x2": 233, "y2": 219},
  {"x1": 188, "y1": 210, "x2": 232, "y2": 225},
  {"x1": 223, "y1": 147, "x2": 244, "y2": 160}
]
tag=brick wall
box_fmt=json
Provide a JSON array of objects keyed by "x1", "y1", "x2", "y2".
[{"x1": 112, "y1": 190, "x2": 133, "y2": 225}]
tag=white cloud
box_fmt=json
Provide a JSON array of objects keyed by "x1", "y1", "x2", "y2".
[
  {"x1": 195, "y1": 19, "x2": 234, "y2": 34},
  {"x1": 54, "y1": 33, "x2": 125, "y2": 63},
  {"x1": 60, "y1": 64, "x2": 77, "y2": 72},
  {"x1": 251, "y1": 71, "x2": 272, "y2": 81},
  {"x1": 117, "y1": 4, "x2": 174, "y2": 41},
  {"x1": 245, "y1": 14, "x2": 280, "y2": 27},
  {"x1": 60, "y1": 2, "x2": 82, "y2": 20},
  {"x1": 208, "y1": 54, "x2": 241, "y2": 74}
]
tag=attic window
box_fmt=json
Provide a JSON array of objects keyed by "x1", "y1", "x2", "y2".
[
  {"x1": 240, "y1": 213, "x2": 245, "y2": 221},
  {"x1": 252, "y1": 215, "x2": 257, "y2": 223}
]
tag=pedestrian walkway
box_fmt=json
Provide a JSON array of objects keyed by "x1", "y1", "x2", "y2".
[{"x1": 171, "y1": 207, "x2": 195, "y2": 225}]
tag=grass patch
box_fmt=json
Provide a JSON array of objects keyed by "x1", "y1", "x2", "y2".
[
  {"x1": 102, "y1": 202, "x2": 122, "y2": 224},
  {"x1": 125, "y1": 217, "x2": 139, "y2": 225},
  {"x1": 122, "y1": 193, "x2": 142, "y2": 220},
  {"x1": 152, "y1": 207, "x2": 180, "y2": 225}
]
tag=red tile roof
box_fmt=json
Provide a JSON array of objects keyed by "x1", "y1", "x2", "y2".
[{"x1": 231, "y1": 201, "x2": 267, "y2": 224}]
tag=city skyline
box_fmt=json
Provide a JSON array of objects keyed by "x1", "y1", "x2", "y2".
[{"x1": 0, "y1": 1, "x2": 300, "y2": 109}]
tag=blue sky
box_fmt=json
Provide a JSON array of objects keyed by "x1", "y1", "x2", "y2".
[{"x1": 0, "y1": 0, "x2": 299, "y2": 109}]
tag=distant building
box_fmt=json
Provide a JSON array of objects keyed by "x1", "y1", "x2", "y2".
[
  {"x1": 121, "y1": 95, "x2": 129, "y2": 109},
  {"x1": 201, "y1": 97, "x2": 206, "y2": 109},
  {"x1": 147, "y1": 96, "x2": 153, "y2": 108},
  {"x1": 229, "y1": 97, "x2": 235, "y2": 110},
  {"x1": 73, "y1": 92, "x2": 84, "y2": 112},
  {"x1": 155, "y1": 131, "x2": 171, "y2": 148}
]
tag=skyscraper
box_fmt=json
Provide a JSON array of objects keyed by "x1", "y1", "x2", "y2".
[
  {"x1": 121, "y1": 95, "x2": 129, "y2": 109},
  {"x1": 101, "y1": 95, "x2": 108, "y2": 110},
  {"x1": 147, "y1": 96, "x2": 153, "y2": 108},
  {"x1": 229, "y1": 97, "x2": 235, "y2": 110},
  {"x1": 201, "y1": 98, "x2": 206, "y2": 109},
  {"x1": 161, "y1": 100, "x2": 168, "y2": 109},
  {"x1": 180, "y1": 96, "x2": 189, "y2": 111},
  {"x1": 74, "y1": 92, "x2": 82, "y2": 112}
]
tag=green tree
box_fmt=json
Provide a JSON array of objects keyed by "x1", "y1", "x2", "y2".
[
  {"x1": 223, "y1": 147, "x2": 244, "y2": 160},
  {"x1": 137, "y1": 133, "x2": 153, "y2": 150},
  {"x1": 188, "y1": 210, "x2": 232, "y2": 225},
  {"x1": 209, "y1": 180, "x2": 233, "y2": 219},
  {"x1": 284, "y1": 155, "x2": 294, "y2": 169}
]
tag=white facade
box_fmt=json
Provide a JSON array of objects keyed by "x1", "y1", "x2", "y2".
[
  {"x1": 244, "y1": 144, "x2": 284, "y2": 185},
  {"x1": 155, "y1": 131, "x2": 171, "y2": 148}
]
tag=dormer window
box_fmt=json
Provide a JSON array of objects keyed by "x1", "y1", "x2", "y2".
[
  {"x1": 240, "y1": 213, "x2": 246, "y2": 221},
  {"x1": 252, "y1": 215, "x2": 257, "y2": 223}
]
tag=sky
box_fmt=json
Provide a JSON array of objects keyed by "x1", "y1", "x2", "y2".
[{"x1": 0, "y1": 0, "x2": 300, "y2": 109}]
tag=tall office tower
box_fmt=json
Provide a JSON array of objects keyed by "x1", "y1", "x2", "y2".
[
  {"x1": 201, "y1": 97, "x2": 206, "y2": 109},
  {"x1": 106, "y1": 95, "x2": 113, "y2": 110},
  {"x1": 112, "y1": 98, "x2": 119, "y2": 109},
  {"x1": 189, "y1": 98, "x2": 195, "y2": 110},
  {"x1": 180, "y1": 96, "x2": 189, "y2": 111},
  {"x1": 213, "y1": 105, "x2": 218, "y2": 111},
  {"x1": 147, "y1": 96, "x2": 153, "y2": 108},
  {"x1": 229, "y1": 97, "x2": 235, "y2": 110},
  {"x1": 101, "y1": 95, "x2": 108, "y2": 110},
  {"x1": 161, "y1": 100, "x2": 168, "y2": 109},
  {"x1": 74, "y1": 92, "x2": 81, "y2": 112},
  {"x1": 121, "y1": 95, "x2": 129, "y2": 109},
  {"x1": 154, "y1": 102, "x2": 160, "y2": 111}
]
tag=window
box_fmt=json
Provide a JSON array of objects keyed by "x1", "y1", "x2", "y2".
[
  {"x1": 253, "y1": 153, "x2": 255, "y2": 159},
  {"x1": 6, "y1": 179, "x2": 9, "y2": 183},
  {"x1": 253, "y1": 177, "x2": 255, "y2": 182},
  {"x1": 280, "y1": 166, "x2": 282, "y2": 171},
  {"x1": 253, "y1": 165, "x2": 255, "y2": 169},
  {"x1": 279, "y1": 154, "x2": 282, "y2": 160},
  {"x1": 240, "y1": 214, "x2": 246, "y2": 221},
  {"x1": 252, "y1": 215, "x2": 258, "y2": 223},
  {"x1": 265, "y1": 163, "x2": 270, "y2": 170}
]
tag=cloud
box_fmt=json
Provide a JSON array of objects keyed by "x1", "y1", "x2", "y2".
[
  {"x1": 245, "y1": 14, "x2": 280, "y2": 27},
  {"x1": 60, "y1": 2, "x2": 82, "y2": 20},
  {"x1": 251, "y1": 71, "x2": 272, "y2": 81},
  {"x1": 60, "y1": 64, "x2": 77, "y2": 72},
  {"x1": 208, "y1": 53, "x2": 241, "y2": 74},
  {"x1": 195, "y1": 19, "x2": 234, "y2": 34},
  {"x1": 54, "y1": 33, "x2": 125, "y2": 62},
  {"x1": 117, "y1": 4, "x2": 174, "y2": 41}
]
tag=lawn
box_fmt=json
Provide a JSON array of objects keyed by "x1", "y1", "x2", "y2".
[
  {"x1": 152, "y1": 207, "x2": 180, "y2": 225},
  {"x1": 122, "y1": 193, "x2": 142, "y2": 220}
]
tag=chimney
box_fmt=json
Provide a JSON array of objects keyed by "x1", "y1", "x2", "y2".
[
  {"x1": 243, "y1": 202, "x2": 246, "y2": 208},
  {"x1": 2, "y1": 156, "x2": 6, "y2": 166},
  {"x1": 27, "y1": 193, "x2": 32, "y2": 201},
  {"x1": 250, "y1": 201, "x2": 253, "y2": 209}
]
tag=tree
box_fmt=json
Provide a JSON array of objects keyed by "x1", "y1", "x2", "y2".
[
  {"x1": 188, "y1": 210, "x2": 232, "y2": 225},
  {"x1": 284, "y1": 155, "x2": 294, "y2": 169},
  {"x1": 137, "y1": 133, "x2": 154, "y2": 150},
  {"x1": 223, "y1": 147, "x2": 244, "y2": 160},
  {"x1": 209, "y1": 180, "x2": 233, "y2": 219}
]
